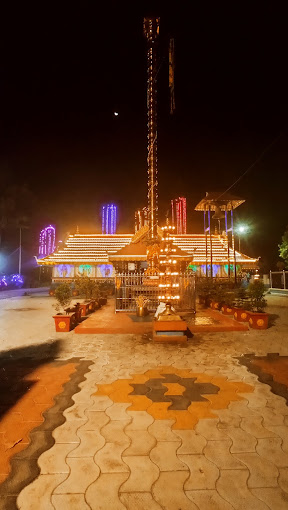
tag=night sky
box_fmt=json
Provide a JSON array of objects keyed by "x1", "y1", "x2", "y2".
[{"x1": 1, "y1": 3, "x2": 287, "y2": 272}]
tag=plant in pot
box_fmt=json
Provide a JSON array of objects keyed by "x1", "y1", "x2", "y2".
[
  {"x1": 221, "y1": 289, "x2": 235, "y2": 315},
  {"x1": 135, "y1": 295, "x2": 150, "y2": 316},
  {"x1": 211, "y1": 283, "x2": 226, "y2": 311},
  {"x1": 75, "y1": 277, "x2": 100, "y2": 315},
  {"x1": 49, "y1": 284, "x2": 56, "y2": 296},
  {"x1": 247, "y1": 280, "x2": 268, "y2": 329},
  {"x1": 233, "y1": 286, "x2": 250, "y2": 322},
  {"x1": 197, "y1": 278, "x2": 215, "y2": 307},
  {"x1": 53, "y1": 283, "x2": 76, "y2": 332}
]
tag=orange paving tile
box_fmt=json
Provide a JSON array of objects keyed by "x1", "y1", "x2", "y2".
[
  {"x1": 0, "y1": 362, "x2": 77, "y2": 481},
  {"x1": 95, "y1": 367, "x2": 254, "y2": 430},
  {"x1": 252, "y1": 358, "x2": 288, "y2": 387}
]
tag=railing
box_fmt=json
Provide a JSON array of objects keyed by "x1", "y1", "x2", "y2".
[
  {"x1": 115, "y1": 272, "x2": 196, "y2": 312},
  {"x1": 269, "y1": 270, "x2": 288, "y2": 290}
]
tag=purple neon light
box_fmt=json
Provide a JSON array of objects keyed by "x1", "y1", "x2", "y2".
[
  {"x1": 39, "y1": 225, "x2": 56, "y2": 257},
  {"x1": 102, "y1": 204, "x2": 117, "y2": 234}
]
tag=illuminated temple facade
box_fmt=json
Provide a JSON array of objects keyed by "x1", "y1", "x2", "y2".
[{"x1": 37, "y1": 225, "x2": 258, "y2": 282}]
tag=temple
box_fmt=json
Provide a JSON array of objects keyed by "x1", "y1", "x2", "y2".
[
  {"x1": 37, "y1": 18, "x2": 258, "y2": 282},
  {"x1": 37, "y1": 221, "x2": 258, "y2": 282}
]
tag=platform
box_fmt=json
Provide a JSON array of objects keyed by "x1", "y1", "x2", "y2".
[{"x1": 74, "y1": 299, "x2": 248, "y2": 334}]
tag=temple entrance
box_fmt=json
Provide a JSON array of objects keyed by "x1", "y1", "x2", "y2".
[{"x1": 115, "y1": 272, "x2": 196, "y2": 312}]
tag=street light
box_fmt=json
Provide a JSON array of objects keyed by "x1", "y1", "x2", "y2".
[{"x1": 235, "y1": 225, "x2": 249, "y2": 252}]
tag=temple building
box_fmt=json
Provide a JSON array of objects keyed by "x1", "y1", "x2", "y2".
[{"x1": 37, "y1": 221, "x2": 258, "y2": 283}]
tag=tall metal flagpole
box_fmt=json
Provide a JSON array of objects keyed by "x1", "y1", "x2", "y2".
[{"x1": 144, "y1": 17, "x2": 160, "y2": 242}]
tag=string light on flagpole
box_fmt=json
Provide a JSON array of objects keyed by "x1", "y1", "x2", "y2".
[{"x1": 158, "y1": 224, "x2": 180, "y2": 304}]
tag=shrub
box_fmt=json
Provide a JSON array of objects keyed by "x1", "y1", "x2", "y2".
[
  {"x1": 54, "y1": 283, "x2": 71, "y2": 313},
  {"x1": 248, "y1": 280, "x2": 267, "y2": 312},
  {"x1": 75, "y1": 277, "x2": 100, "y2": 300}
]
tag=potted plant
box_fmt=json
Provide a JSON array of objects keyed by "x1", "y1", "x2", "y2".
[
  {"x1": 233, "y1": 286, "x2": 251, "y2": 322},
  {"x1": 210, "y1": 283, "x2": 226, "y2": 311},
  {"x1": 49, "y1": 284, "x2": 56, "y2": 296},
  {"x1": 75, "y1": 277, "x2": 100, "y2": 315},
  {"x1": 197, "y1": 278, "x2": 215, "y2": 307},
  {"x1": 247, "y1": 280, "x2": 269, "y2": 329},
  {"x1": 53, "y1": 283, "x2": 76, "y2": 332},
  {"x1": 221, "y1": 289, "x2": 235, "y2": 315},
  {"x1": 135, "y1": 295, "x2": 150, "y2": 316}
]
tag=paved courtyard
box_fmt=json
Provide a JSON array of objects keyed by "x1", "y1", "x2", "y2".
[{"x1": 0, "y1": 291, "x2": 288, "y2": 509}]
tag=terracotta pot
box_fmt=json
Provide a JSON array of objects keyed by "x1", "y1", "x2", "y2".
[
  {"x1": 53, "y1": 313, "x2": 76, "y2": 332},
  {"x1": 233, "y1": 308, "x2": 250, "y2": 322},
  {"x1": 221, "y1": 304, "x2": 234, "y2": 315},
  {"x1": 249, "y1": 312, "x2": 269, "y2": 329},
  {"x1": 210, "y1": 300, "x2": 220, "y2": 310},
  {"x1": 79, "y1": 302, "x2": 90, "y2": 316}
]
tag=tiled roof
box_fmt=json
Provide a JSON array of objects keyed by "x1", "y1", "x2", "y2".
[{"x1": 37, "y1": 233, "x2": 258, "y2": 266}]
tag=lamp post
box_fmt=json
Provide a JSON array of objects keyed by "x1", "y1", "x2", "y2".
[{"x1": 236, "y1": 225, "x2": 249, "y2": 252}]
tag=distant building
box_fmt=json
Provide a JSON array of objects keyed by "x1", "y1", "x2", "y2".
[
  {"x1": 171, "y1": 197, "x2": 187, "y2": 234},
  {"x1": 102, "y1": 204, "x2": 117, "y2": 234},
  {"x1": 135, "y1": 207, "x2": 148, "y2": 232},
  {"x1": 38, "y1": 225, "x2": 56, "y2": 258}
]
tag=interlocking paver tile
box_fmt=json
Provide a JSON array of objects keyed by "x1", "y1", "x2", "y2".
[
  {"x1": 148, "y1": 419, "x2": 179, "y2": 441},
  {"x1": 245, "y1": 393, "x2": 268, "y2": 409},
  {"x1": 257, "y1": 407, "x2": 285, "y2": 427},
  {"x1": 81, "y1": 411, "x2": 110, "y2": 431},
  {"x1": 86, "y1": 473, "x2": 129, "y2": 510},
  {"x1": 195, "y1": 418, "x2": 227, "y2": 440},
  {"x1": 279, "y1": 467, "x2": 288, "y2": 493},
  {"x1": 186, "y1": 489, "x2": 235, "y2": 509},
  {"x1": 100, "y1": 419, "x2": 131, "y2": 445},
  {"x1": 216, "y1": 469, "x2": 270, "y2": 510},
  {"x1": 204, "y1": 440, "x2": 246, "y2": 469},
  {"x1": 264, "y1": 425, "x2": 288, "y2": 453},
  {"x1": 235, "y1": 452, "x2": 279, "y2": 487},
  {"x1": 256, "y1": 437, "x2": 288, "y2": 467},
  {"x1": 54, "y1": 457, "x2": 100, "y2": 493},
  {"x1": 95, "y1": 442, "x2": 130, "y2": 473},
  {"x1": 180, "y1": 454, "x2": 219, "y2": 490},
  {"x1": 17, "y1": 474, "x2": 67, "y2": 510},
  {"x1": 63, "y1": 403, "x2": 90, "y2": 421},
  {"x1": 89, "y1": 395, "x2": 113, "y2": 411},
  {"x1": 251, "y1": 488, "x2": 288, "y2": 510},
  {"x1": 240, "y1": 415, "x2": 277, "y2": 438},
  {"x1": 153, "y1": 471, "x2": 196, "y2": 509},
  {"x1": 120, "y1": 492, "x2": 163, "y2": 510},
  {"x1": 38, "y1": 443, "x2": 74, "y2": 473},
  {"x1": 228, "y1": 400, "x2": 258, "y2": 417},
  {"x1": 150, "y1": 441, "x2": 187, "y2": 471},
  {"x1": 216, "y1": 408, "x2": 241, "y2": 428},
  {"x1": 175, "y1": 429, "x2": 207, "y2": 454},
  {"x1": 124, "y1": 430, "x2": 156, "y2": 455},
  {"x1": 223, "y1": 426, "x2": 257, "y2": 453},
  {"x1": 120, "y1": 456, "x2": 159, "y2": 492},
  {"x1": 51, "y1": 494, "x2": 91, "y2": 509},
  {"x1": 126, "y1": 410, "x2": 154, "y2": 430},
  {"x1": 105, "y1": 403, "x2": 132, "y2": 421},
  {"x1": 67, "y1": 429, "x2": 105, "y2": 457},
  {"x1": 52, "y1": 419, "x2": 86, "y2": 443}
]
